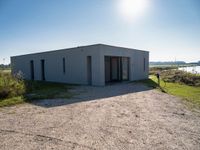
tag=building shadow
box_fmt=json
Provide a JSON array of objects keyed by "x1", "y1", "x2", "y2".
[{"x1": 27, "y1": 82, "x2": 154, "y2": 108}]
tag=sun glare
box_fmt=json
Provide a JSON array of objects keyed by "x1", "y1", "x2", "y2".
[{"x1": 117, "y1": 0, "x2": 148, "y2": 21}]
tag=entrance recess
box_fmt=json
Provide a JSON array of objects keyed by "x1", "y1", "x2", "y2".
[{"x1": 105, "y1": 56, "x2": 129, "y2": 83}]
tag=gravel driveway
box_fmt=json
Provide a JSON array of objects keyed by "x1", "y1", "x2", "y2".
[{"x1": 0, "y1": 83, "x2": 200, "y2": 150}]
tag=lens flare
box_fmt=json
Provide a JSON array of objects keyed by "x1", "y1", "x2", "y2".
[{"x1": 118, "y1": 0, "x2": 149, "y2": 21}]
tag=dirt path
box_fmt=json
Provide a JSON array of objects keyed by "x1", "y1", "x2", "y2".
[{"x1": 0, "y1": 83, "x2": 200, "y2": 150}]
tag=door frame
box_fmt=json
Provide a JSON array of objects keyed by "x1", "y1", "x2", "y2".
[
  {"x1": 110, "y1": 57, "x2": 120, "y2": 82},
  {"x1": 104, "y1": 56, "x2": 130, "y2": 83}
]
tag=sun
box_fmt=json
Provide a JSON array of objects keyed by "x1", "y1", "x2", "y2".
[{"x1": 117, "y1": 0, "x2": 148, "y2": 20}]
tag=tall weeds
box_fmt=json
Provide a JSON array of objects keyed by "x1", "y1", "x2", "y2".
[
  {"x1": 161, "y1": 70, "x2": 200, "y2": 86},
  {"x1": 0, "y1": 71, "x2": 25, "y2": 99},
  {"x1": 150, "y1": 67, "x2": 200, "y2": 86}
]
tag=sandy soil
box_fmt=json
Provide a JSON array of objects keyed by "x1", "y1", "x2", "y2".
[{"x1": 0, "y1": 83, "x2": 200, "y2": 150}]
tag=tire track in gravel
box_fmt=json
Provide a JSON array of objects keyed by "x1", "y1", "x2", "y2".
[{"x1": 0, "y1": 128, "x2": 96, "y2": 150}]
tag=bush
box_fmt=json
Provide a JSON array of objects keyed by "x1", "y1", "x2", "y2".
[
  {"x1": 0, "y1": 88, "x2": 11, "y2": 99},
  {"x1": 0, "y1": 71, "x2": 25, "y2": 100},
  {"x1": 160, "y1": 70, "x2": 200, "y2": 86}
]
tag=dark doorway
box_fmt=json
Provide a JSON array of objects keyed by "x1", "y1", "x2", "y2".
[
  {"x1": 111, "y1": 57, "x2": 120, "y2": 81},
  {"x1": 41, "y1": 59, "x2": 45, "y2": 81},
  {"x1": 105, "y1": 57, "x2": 111, "y2": 82},
  {"x1": 105, "y1": 56, "x2": 129, "y2": 83},
  {"x1": 30, "y1": 60, "x2": 34, "y2": 80},
  {"x1": 87, "y1": 56, "x2": 92, "y2": 85}
]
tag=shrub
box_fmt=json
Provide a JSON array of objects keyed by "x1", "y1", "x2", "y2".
[
  {"x1": 0, "y1": 71, "x2": 25, "y2": 100},
  {"x1": 160, "y1": 70, "x2": 200, "y2": 86},
  {"x1": 0, "y1": 88, "x2": 11, "y2": 99}
]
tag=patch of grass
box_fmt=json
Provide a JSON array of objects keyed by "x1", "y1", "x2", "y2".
[
  {"x1": 141, "y1": 75, "x2": 200, "y2": 108},
  {"x1": 0, "y1": 69, "x2": 11, "y2": 73},
  {"x1": 0, "y1": 96, "x2": 24, "y2": 107},
  {"x1": 24, "y1": 81, "x2": 73, "y2": 100},
  {"x1": 0, "y1": 71, "x2": 74, "y2": 107},
  {"x1": 138, "y1": 78, "x2": 158, "y2": 88}
]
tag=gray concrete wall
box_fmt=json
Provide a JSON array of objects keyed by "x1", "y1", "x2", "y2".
[
  {"x1": 11, "y1": 45, "x2": 101, "y2": 85},
  {"x1": 11, "y1": 44, "x2": 149, "y2": 86}
]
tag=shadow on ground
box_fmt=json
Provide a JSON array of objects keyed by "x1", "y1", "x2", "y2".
[{"x1": 27, "y1": 82, "x2": 153, "y2": 108}]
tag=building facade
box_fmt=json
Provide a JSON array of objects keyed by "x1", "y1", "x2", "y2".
[{"x1": 11, "y1": 44, "x2": 149, "y2": 86}]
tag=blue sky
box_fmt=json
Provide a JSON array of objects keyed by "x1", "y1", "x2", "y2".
[{"x1": 0, "y1": 0, "x2": 200, "y2": 64}]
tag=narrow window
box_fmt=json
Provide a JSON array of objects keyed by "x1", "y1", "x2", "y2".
[
  {"x1": 63, "y1": 57, "x2": 66, "y2": 74},
  {"x1": 41, "y1": 59, "x2": 45, "y2": 81},
  {"x1": 144, "y1": 58, "x2": 146, "y2": 71},
  {"x1": 87, "y1": 56, "x2": 92, "y2": 85},
  {"x1": 30, "y1": 60, "x2": 34, "y2": 80}
]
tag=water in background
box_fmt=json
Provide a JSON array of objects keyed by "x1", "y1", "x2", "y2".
[{"x1": 178, "y1": 66, "x2": 200, "y2": 74}]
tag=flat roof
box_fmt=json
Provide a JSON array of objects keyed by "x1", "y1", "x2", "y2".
[{"x1": 11, "y1": 43, "x2": 148, "y2": 58}]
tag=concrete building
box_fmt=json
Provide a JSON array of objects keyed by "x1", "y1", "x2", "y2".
[{"x1": 11, "y1": 44, "x2": 149, "y2": 86}]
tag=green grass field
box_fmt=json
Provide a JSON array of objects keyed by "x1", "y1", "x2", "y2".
[{"x1": 143, "y1": 75, "x2": 200, "y2": 108}]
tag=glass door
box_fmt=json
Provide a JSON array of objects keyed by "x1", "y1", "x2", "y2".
[
  {"x1": 111, "y1": 57, "x2": 120, "y2": 81},
  {"x1": 121, "y1": 57, "x2": 129, "y2": 81}
]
